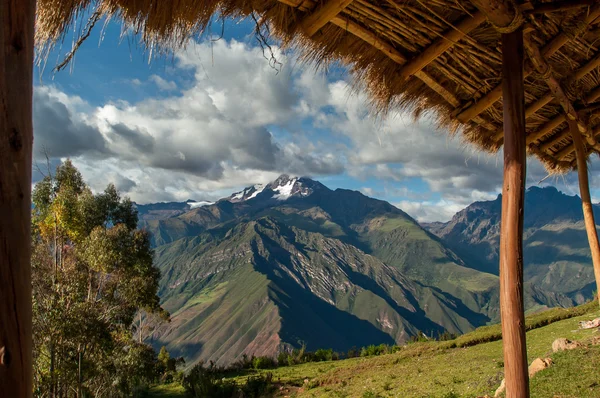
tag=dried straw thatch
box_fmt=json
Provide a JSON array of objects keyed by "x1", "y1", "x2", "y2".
[{"x1": 36, "y1": 0, "x2": 600, "y2": 172}]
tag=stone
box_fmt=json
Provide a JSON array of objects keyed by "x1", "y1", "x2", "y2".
[
  {"x1": 579, "y1": 317, "x2": 600, "y2": 329},
  {"x1": 494, "y1": 379, "x2": 505, "y2": 397},
  {"x1": 552, "y1": 338, "x2": 581, "y2": 352},
  {"x1": 528, "y1": 357, "x2": 552, "y2": 377},
  {"x1": 494, "y1": 357, "x2": 553, "y2": 397}
]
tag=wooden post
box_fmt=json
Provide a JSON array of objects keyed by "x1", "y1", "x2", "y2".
[
  {"x1": 499, "y1": 27, "x2": 530, "y2": 398},
  {"x1": 0, "y1": 0, "x2": 35, "y2": 397},
  {"x1": 569, "y1": 119, "x2": 600, "y2": 305}
]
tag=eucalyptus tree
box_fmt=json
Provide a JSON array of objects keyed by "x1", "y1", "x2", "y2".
[{"x1": 32, "y1": 160, "x2": 167, "y2": 397}]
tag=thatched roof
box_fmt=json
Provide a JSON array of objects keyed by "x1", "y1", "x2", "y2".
[{"x1": 36, "y1": 0, "x2": 600, "y2": 172}]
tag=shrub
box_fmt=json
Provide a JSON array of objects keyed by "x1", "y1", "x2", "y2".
[
  {"x1": 183, "y1": 363, "x2": 275, "y2": 398},
  {"x1": 314, "y1": 348, "x2": 334, "y2": 362},
  {"x1": 242, "y1": 373, "x2": 275, "y2": 398},
  {"x1": 182, "y1": 363, "x2": 237, "y2": 398},
  {"x1": 346, "y1": 347, "x2": 359, "y2": 358},
  {"x1": 360, "y1": 344, "x2": 390, "y2": 357},
  {"x1": 252, "y1": 356, "x2": 276, "y2": 370},
  {"x1": 408, "y1": 332, "x2": 430, "y2": 344},
  {"x1": 277, "y1": 352, "x2": 289, "y2": 366}
]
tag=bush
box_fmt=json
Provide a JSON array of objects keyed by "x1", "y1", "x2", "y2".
[
  {"x1": 346, "y1": 347, "x2": 360, "y2": 358},
  {"x1": 277, "y1": 351, "x2": 289, "y2": 367},
  {"x1": 360, "y1": 344, "x2": 390, "y2": 357},
  {"x1": 182, "y1": 363, "x2": 237, "y2": 398},
  {"x1": 241, "y1": 373, "x2": 275, "y2": 398},
  {"x1": 252, "y1": 356, "x2": 276, "y2": 370},
  {"x1": 183, "y1": 363, "x2": 275, "y2": 398},
  {"x1": 314, "y1": 348, "x2": 334, "y2": 362},
  {"x1": 408, "y1": 332, "x2": 430, "y2": 344}
]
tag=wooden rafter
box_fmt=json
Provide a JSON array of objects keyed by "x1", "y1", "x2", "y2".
[
  {"x1": 331, "y1": 15, "x2": 497, "y2": 130},
  {"x1": 470, "y1": 0, "x2": 521, "y2": 28},
  {"x1": 331, "y1": 17, "x2": 460, "y2": 106},
  {"x1": 278, "y1": 0, "x2": 315, "y2": 11},
  {"x1": 456, "y1": 5, "x2": 600, "y2": 123},
  {"x1": 554, "y1": 121, "x2": 600, "y2": 160},
  {"x1": 523, "y1": 34, "x2": 586, "y2": 131},
  {"x1": 529, "y1": 0, "x2": 599, "y2": 15},
  {"x1": 529, "y1": 115, "x2": 567, "y2": 146},
  {"x1": 494, "y1": 48, "x2": 600, "y2": 143},
  {"x1": 532, "y1": 85, "x2": 600, "y2": 153},
  {"x1": 300, "y1": 0, "x2": 354, "y2": 37},
  {"x1": 396, "y1": 11, "x2": 486, "y2": 81},
  {"x1": 492, "y1": 93, "x2": 553, "y2": 141}
]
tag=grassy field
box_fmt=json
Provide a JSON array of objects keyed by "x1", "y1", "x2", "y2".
[{"x1": 149, "y1": 301, "x2": 600, "y2": 397}]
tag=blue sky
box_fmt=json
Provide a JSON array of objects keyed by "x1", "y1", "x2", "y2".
[{"x1": 33, "y1": 15, "x2": 599, "y2": 222}]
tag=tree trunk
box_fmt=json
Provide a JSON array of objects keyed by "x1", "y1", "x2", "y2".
[
  {"x1": 0, "y1": 0, "x2": 35, "y2": 397},
  {"x1": 499, "y1": 27, "x2": 530, "y2": 398},
  {"x1": 569, "y1": 119, "x2": 600, "y2": 305}
]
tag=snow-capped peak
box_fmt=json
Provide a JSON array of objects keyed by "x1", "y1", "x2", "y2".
[
  {"x1": 226, "y1": 175, "x2": 322, "y2": 203},
  {"x1": 227, "y1": 184, "x2": 266, "y2": 203},
  {"x1": 272, "y1": 177, "x2": 297, "y2": 200}
]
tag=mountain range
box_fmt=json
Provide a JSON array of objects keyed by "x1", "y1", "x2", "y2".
[
  {"x1": 423, "y1": 186, "x2": 598, "y2": 303},
  {"x1": 138, "y1": 176, "x2": 594, "y2": 367}
]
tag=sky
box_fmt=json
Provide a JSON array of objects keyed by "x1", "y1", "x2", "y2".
[{"x1": 33, "y1": 15, "x2": 600, "y2": 223}]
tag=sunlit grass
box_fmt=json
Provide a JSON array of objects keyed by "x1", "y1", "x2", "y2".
[{"x1": 157, "y1": 301, "x2": 599, "y2": 397}]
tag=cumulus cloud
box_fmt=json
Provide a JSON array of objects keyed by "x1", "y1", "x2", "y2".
[
  {"x1": 149, "y1": 75, "x2": 177, "y2": 91},
  {"x1": 33, "y1": 87, "x2": 109, "y2": 159},
  {"x1": 33, "y1": 37, "x2": 594, "y2": 219},
  {"x1": 33, "y1": 40, "x2": 342, "y2": 203}
]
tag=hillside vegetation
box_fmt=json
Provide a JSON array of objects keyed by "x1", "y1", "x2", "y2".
[
  {"x1": 150, "y1": 300, "x2": 600, "y2": 397},
  {"x1": 145, "y1": 176, "x2": 576, "y2": 367}
]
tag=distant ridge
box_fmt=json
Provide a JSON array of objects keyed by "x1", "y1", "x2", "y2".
[
  {"x1": 137, "y1": 176, "x2": 577, "y2": 367},
  {"x1": 423, "y1": 186, "x2": 598, "y2": 303}
]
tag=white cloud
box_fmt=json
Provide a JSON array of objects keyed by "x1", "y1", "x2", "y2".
[
  {"x1": 149, "y1": 75, "x2": 177, "y2": 91},
  {"x1": 34, "y1": 37, "x2": 596, "y2": 218}
]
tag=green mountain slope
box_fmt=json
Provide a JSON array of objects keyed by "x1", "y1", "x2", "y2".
[
  {"x1": 145, "y1": 176, "x2": 576, "y2": 366},
  {"x1": 150, "y1": 215, "x2": 487, "y2": 366},
  {"x1": 424, "y1": 186, "x2": 598, "y2": 303}
]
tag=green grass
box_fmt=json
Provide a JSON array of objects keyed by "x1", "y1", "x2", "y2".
[
  {"x1": 147, "y1": 383, "x2": 186, "y2": 397},
  {"x1": 157, "y1": 301, "x2": 599, "y2": 397}
]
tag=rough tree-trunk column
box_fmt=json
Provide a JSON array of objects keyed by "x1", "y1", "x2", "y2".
[
  {"x1": 499, "y1": 27, "x2": 530, "y2": 398},
  {"x1": 569, "y1": 119, "x2": 600, "y2": 305},
  {"x1": 0, "y1": 0, "x2": 35, "y2": 396}
]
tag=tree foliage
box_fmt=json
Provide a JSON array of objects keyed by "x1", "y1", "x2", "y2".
[{"x1": 32, "y1": 160, "x2": 167, "y2": 397}]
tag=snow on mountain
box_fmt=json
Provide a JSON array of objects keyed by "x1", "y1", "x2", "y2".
[
  {"x1": 225, "y1": 175, "x2": 322, "y2": 203},
  {"x1": 246, "y1": 184, "x2": 265, "y2": 200},
  {"x1": 272, "y1": 178, "x2": 297, "y2": 200}
]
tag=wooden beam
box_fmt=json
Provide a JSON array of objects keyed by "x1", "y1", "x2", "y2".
[
  {"x1": 471, "y1": 0, "x2": 521, "y2": 29},
  {"x1": 528, "y1": 0, "x2": 598, "y2": 15},
  {"x1": 496, "y1": 47, "x2": 600, "y2": 143},
  {"x1": 397, "y1": 11, "x2": 486, "y2": 80},
  {"x1": 523, "y1": 34, "x2": 587, "y2": 133},
  {"x1": 278, "y1": 0, "x2": 316, "y2": 12},
  {"x1": 300, "y1": 0, "x2": 354, "y2": 37},
  {"x1": 499, "y1": 27, "x2": 530, "y2": 398},
  {"x1": 569, "y1": 118, "x2": 600, "y2": 307},
  {"x1": 492, "y1": 93, "x2": 553, "y2": 141},
  {"x1": 0, "y1": 0, "x2": 35, "y2": 396},
  {"x1": 530, "y1": 115, "x2": 567, "y2": 146},
  {"x1": 531, "y1": 81, "x2": 600, "y2": 151},
  {"x1": 457, "y1": 5, "x2": 600, "y2": 123},
  {"x1": 330, "y1": 16, "x2": 462, "y2": 108}
]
